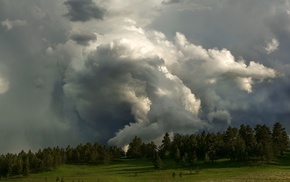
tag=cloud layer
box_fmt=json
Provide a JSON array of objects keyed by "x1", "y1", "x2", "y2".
[
  {"x1": 0, "y1": 0, "x2": 289, "y2": 153},
  {"x1": 64, "y1": 0, "x2": 106, "y2": 22}
]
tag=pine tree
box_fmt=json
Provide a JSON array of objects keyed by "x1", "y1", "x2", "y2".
[
  {"x1": 196, "y1": 131, "x2": 207, "y2": 160},
  {"x1": 223, "y1": 126, "x2": 242, "y2": 160},
  {"x1": 126, "y1": 136, "x2": 143, "y2": 159},
  {"x1": 153, "y1": 152, "x2": 163, "y2": 170},
  {"x1": 255, "y1": 124, "x2": 273, "y2": 162},
  {"x1": 142, "y1": 141, "x2": 157, "y2": 159},
  {"x1": 174, "y1": 148, "x2": 181, "y2": 164},
  {"x1": 206, "y1": 133, "x2": 217, "y2": 162},
  {"x1": 23, "y1": 155, "x2": 30, "y2": 176},
  {"x1": 272, "y1": 122, "x2": 289, "y2": 156},
  {"x1": 239, "y1": 124, "x2": 256, "y2": 159},
  {"x1": 160, "y1": 132, "x2": 171, "y2": 158},
  {"x1": 16, "y1": 156, "x2": 23, "y2": 175}
]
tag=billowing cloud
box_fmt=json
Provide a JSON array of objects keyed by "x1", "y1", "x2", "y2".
[
  {"x1": 63, "y1": 37, "x2": 204, "y2": 146},
  {"x1": 0, "y1": 0, "x2": 289, "y2": 153},
  {"x1": 61, "y1": 26, "x2": 277, "y2": 147},
  {"x1": 64, "y1": 0, "x2": 106, "y2": 22}
]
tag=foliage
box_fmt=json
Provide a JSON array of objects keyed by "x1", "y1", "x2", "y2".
[
  {"x1": 5, "y1": 153, "x2": 290, "y2": 182},
  {"x1": 0, "y1": 122, "x2": 288, "y2": 179},
  {"x1": 153, "y1": 152, "x2": 163, "y2": 170},
  {"x1": 126, "y1": 136, "x2": 143, "y2": 159},
  {"x1": 0, "y1": 142, "x2": 123, "y2": 178}
]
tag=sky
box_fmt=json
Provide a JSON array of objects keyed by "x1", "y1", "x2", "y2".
[{"x1": 0, "y1": 0, "x2": 289, "y2": 153}]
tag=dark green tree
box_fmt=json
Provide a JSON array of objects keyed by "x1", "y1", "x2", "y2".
[
  {"x1": 23, "y1": 155, "x2": 30, "y2": 176},
  {"x1": 196, "y1": 131, "x2": 207, "y2": 160},
  {"x1": 142, "y1": 141, "x2": 157, "y2": 159},
  {"x1": 174, "y1": 148, "x2": 181, "y2": 164},
  {"x1": 272, "y1": 122, "x2": 289, "y2": 156},
  {"x1": 159, "y1": 132, "x2": 172, "y2": 158},
  {"x1": 215, "y1": 132, "x2": 225, "y2": 159},
  {"x1": 126, "y1": 136, "x2": 143, "y2": 159},
  {"x1": 206, "y1": 133, "x2": 217, "y2": 162},
  {"x1": 65, "y1": 145, "x2": 73, "y2": 163},
  {"x1": 255, "y1": 124, "x2": 273, "y2": 162},
  {"x1": 153, "y1": 152, "x2": 163, "y2": 170},
  {"x1": 239, "y1": 124, "x2": 257, "y2": 159},
  {"x1": 223, "y1": 126, "x2": 246, "y2": 160},
  {"x1": 187, "y1": 134, "x2": 198, "y2": 165}
]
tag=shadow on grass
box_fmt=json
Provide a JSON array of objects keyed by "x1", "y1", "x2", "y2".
[
  {"x1": 271, "y1": 152, "x2": 290, "y2": 167},
  {"x1": 171, "y1": 152, "x2": 290, "y2": 171}
]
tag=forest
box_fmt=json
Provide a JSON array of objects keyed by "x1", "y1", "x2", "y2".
[{"x1": 0, "y1": 122, "x2": 288, "y2": 178}]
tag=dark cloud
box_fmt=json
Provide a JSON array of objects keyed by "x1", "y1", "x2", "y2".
[
  {"x1": 0, "y1": 0, "x2": 289, "y2": 153},
  {"x1": 162, "y1": 0, "x2": 181, "y2": 5},
  {"x1": 64, "y1": 39, "x2": 206, "y2": 146},
  {"x1": 69, "y1": 30, "x2": 97, "y2": 45},
  {"x1": 63, "y1": 0, "x2": 106, "y2": 22},
  {"x1": 0, "y1": 0, "x2": 81, "y2": 153}
]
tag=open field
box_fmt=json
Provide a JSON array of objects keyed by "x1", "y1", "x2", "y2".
[{"x1": 5, "y1": 154, "x2": 290, "y2": 182}]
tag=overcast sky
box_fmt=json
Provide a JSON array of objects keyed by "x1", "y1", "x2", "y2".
[{"x1": 0, "y1": 0, "x2": 289, "y2": 153}]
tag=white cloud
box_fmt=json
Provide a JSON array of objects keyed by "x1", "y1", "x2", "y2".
[
  {"x1": 1, "y1": 19, "x2": 27, "y2": 30},
  {"x1": 265, "y1": 38, "x2": 279, "y2": 54},
  {"x1": 0, "y1": 77, "x2": 9, "y2": 94},
  {"x1": 170, "y1": 32, "x2": 277, "y2": 93},
  {"x1": 235, "y1": 77, "x2": 253, "y2": 93}
]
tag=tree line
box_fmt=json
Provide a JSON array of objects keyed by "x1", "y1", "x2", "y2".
[
  {"x1": 0, "y1": 122, "x2": 288, "y2": 178},
  {"x1": 0, "y1": 142, "x2": 124, "y2": 178},
  {"x1": 126, "y1": 122, "x2": 289, "y2": 168}
]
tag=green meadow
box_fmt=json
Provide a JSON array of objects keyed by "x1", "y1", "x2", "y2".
[{"x1": 5, "y1": 153, "x2": 290, "y2": 182}]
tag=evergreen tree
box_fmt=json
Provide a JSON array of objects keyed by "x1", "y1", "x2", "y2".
[
  {"x1": 23, "y1": 155, "x2": 30, "y2": 176},
  {"x1": 255, "y1": 124, "x2": 273, "y2": 162},
  {"x1": 215, "y1": 132, "x2": 225, "y2": 159},
  {"x1": 223, "y1": 126, "x2": 237, "y2": 160},
  {"x1": 206, "y1": 133, "x2": 217, "y2": 162},
  {"x1": 272, "y1": 122, "x2": 289, "y2": 156},
  {"x1": 109, "y1": 146, "x2": 125, "y2": 159},
  {"x1": 174, "y1": 148, "x2": 181, "y2": 164},
  {"x1": 126, "y1": 136, "x2": 143, "y2": 159},
  {"x1": 153, "y1": 152, "x2": 163, "y2": 170},
  {"x1": 187, "y1": 134, "x2": 198, "y2": 165},
  {"x1": 172, "y1": 134, "x2": 184, "y2": 158},
  {"x1": 159, "y1": 132, "x2": 171, "y2": 158},
  {"x1": 196, "y1": 131, "x2": 207, "y2": 160},
  {"x1": 16, "y1": 156, "x2": 23, "y2": 175},
  {"x1": 66, "y1": 145, "x2": 73, "y2": 163},
  {"x1": 239, "y1": 124, "x2": 257, "y2": 159},
  {"x1": 4, "y1": 154, "x2": 14, "y2": 177},
  {"x1": 72, "y1": 149, "x2": 80, "y2": 163},
  {"x1": 142, "y1": 141, "x2": 157, "y2": 159}
]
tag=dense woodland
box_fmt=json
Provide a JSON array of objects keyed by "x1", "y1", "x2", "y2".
[
  {"x1": 0, "y1": 143, "x2": 124, "y2": 178},
  {"x1": 126, "y1": 122, "x2": 289, "y2": 169},
  {"x1": 0, "y1": 122, "x2": 288, "y2": 178}
]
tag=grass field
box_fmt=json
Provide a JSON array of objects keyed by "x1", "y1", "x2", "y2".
[{"x1": 5, "y1": 154, "x2": 290, "y2": 182}]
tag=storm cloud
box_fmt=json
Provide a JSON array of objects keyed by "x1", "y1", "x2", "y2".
[
  {"x1": 64, "y1": 0, "x2": 106, "y2": 22},
  {"x1": 69, "y1": 29, "x2": 97, "y2": 45},
  {"x1": 162, "y1": 0, "x2": 182, "y2": 5},
  {"x1": 1, "y1": 19, "x2": 27, "y2": 30},
  {"x1": 0, "y1": 0, "x2": 289, "y2": 153}
]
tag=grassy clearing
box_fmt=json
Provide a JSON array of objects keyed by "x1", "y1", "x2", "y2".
[{"x1": 5, "y1": 154, "x2": 290, "y2": 182}]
